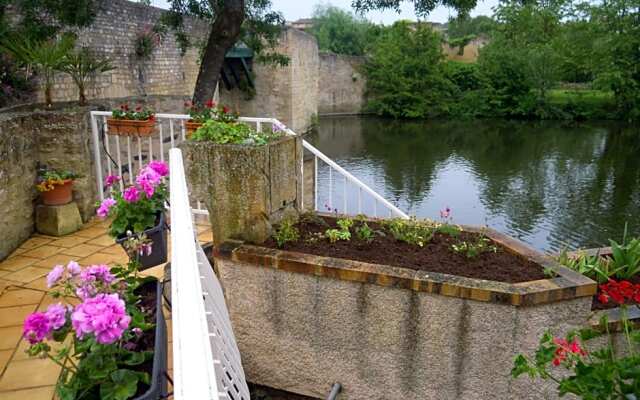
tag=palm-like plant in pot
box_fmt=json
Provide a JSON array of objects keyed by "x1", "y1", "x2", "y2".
[{"x1": 97, "y1": 161, "x2": 169, "y2": 269}]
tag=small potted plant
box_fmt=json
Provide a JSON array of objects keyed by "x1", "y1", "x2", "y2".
[
  {"x1": 23, "y1": 258, "x2": 167, "y2": 400},
  {"x1": 36, "y1": 167, "x2": 79, "y2": 206},
  {"x1": 184, "y1": 99, "x2": 239, "y2": 138},
  {"x1": 107, "y1": 103, "x2": 156, "y2": 137},
  {"x1": 96, "y1": 161, "x2": 169, "y2": 269}
]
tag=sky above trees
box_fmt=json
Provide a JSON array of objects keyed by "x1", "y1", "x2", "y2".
[{"x1": 150, "y1": 0, "x2": 498, "y2": 24}]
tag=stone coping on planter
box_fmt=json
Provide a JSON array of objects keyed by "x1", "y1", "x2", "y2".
[
  {"x1": 568, "y1": 246, "x2": 640, "y2": 331},
  {"x1": 215, "y1": 225, "x2": 596, "y2": 307}
]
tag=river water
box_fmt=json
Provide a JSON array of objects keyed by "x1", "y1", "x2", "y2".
[{"x1": 311, "y1": 116, "x2": 640, "y2": 252}]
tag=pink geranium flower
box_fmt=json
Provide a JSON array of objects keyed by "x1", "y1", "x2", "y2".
[
  {"x1": 46, "y1": 265, "x2": 64, "y2": 288},
  {"x1": 23, "y1": 312, "x2": 52, "y2": 344},
  {"x1": 148, "y1": 160, "x2": 169, "y2": 177},
  {"x1": 123, "y1": 186, "x2": 140, "y2": 203},
  {"x1": 45, "y1": 303, "x2": 68, "y2": 330},
  {"x1": 71, "y1": 293, "x2": 131, "y2": 344},
  {"x1": 97, "y1": 197, "x2": 116, "y2": 218},
  {"x1": 104, "y1": 175, "x2": 121, "y2": 187}
]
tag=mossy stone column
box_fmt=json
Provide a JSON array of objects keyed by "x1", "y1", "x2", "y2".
[{"x1": 180, "y1": 135, "x2": 303, "y2": 245}]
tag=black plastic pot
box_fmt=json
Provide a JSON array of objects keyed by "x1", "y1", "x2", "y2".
[
  {"x1": 116, "y1": 213, "x2": 168, "y2": 270},
  {"x1": 134, "y1": 279, "x2": 168, "y2": 400}
]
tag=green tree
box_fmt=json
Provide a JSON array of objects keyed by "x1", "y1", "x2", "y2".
[
  {"x1": 309, "y1": 4, "x2": 377, "y2": 56},
  {"x1": 162, "y1": 0, "x2": 288, "y2": 106},
  {"x1": 364, "y1": 22, "x2": 454, "y2": 118},
  {"x1": 587, "y1": 0, "x2": 640, "y2": 120},
  {"x1": 352, "y1": 0, "x2": 478, "y2": 17}
]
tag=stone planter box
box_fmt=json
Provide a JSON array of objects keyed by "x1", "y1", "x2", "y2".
[
  {"x1": 212, "y1": 227, "x2": 596, "y2": 400},
  {"x1": 107, "y1": 118, "x2": 156, "y2": 137},
  {"x1": 184, "y1": 120, "x2": 202, "y2": 138},
  {"x1": 181, "y1": 135, "x2": 303, "y2": 245},
  {"x1": 116, "y1": 212, "x2": 168, "y2": 270}
]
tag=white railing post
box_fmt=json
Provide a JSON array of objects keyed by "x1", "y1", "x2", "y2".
[
  {"x1": 90, "y1": 113, "x2": 104, "y2": 202},
  {"x1": 170, "y1": 149, "x2": 219, "y2": 400}
]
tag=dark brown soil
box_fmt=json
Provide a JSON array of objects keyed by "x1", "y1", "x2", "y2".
[
  {"x1": 263, "y1": 217, "x2": 547, "y2": 284},
  {"x1": 591, "y1": 274, "x2": 640, "y2": 311}
]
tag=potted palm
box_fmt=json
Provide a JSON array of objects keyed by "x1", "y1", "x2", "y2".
[
  {"x1": 58, "y1": 47, "x2": 114, "y2": 105},
  {"x1": 22, "y1": 259, "x2": 167, "y2": 400},
  {"x1": 36, "y1": 167, "x2": 79, "y2": 206},
  {"x1": 184, "y1": 99, "x2": 238, "y2": 138},
  {"x1": 0, "y1": 35, "x2": 74, "y2": 107},
  {"x1": 96, "y1": 161, "x2": 169, "y2": 269},
  {"x1": 107, "y1": 104, "x2": 156, "y2": 137}
]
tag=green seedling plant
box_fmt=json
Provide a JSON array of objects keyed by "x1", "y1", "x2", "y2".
[
  {"x1": 608, "y1": 228, "x2": 640, "y2": 280},
  {"x1": 325, "y1": 218, "x2": 353, "y2": 243},
  {"x1": 355, "y1": 222, "x2": 375, "y2": 243},
  {"x1": 384, "y1": 218, "x2": 435, "y2": 247},
  {"x1": 274, "y1": 219, "x2": 299, "y2": 248},
  {"x1": 557, "y1": 249, "x2": 618, "y2": 283},
  {"x1": 451, "y1": 235, "x2": 498, "y2": 258}
]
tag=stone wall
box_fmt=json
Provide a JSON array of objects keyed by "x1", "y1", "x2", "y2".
[
  {"x1": 0, "y1": 95, "x2": 190, "y2": 261},
  {"x1": 318, "y1": 53, "x2": 367, "y2": 115},
  {"x1": 19, "y1": 0, "x2": 363, "y2": 130},
  {"x1": 36, "y1": 0, "x2": 207, "y2": 104},
  {"x1": 0, "y1": 109, "x2": 96, "y2": 259},
  {"x1": 0, "y1": 115, "x2": 37, "y2": 260},
  {"x1": 219, "y1": 28, "x2": 319, "y2": 133}
]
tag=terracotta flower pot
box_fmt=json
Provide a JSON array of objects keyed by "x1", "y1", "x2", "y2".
[
  {"x1": 185, "y1": 120, "x2": 202, "y2": 139},
  {"x1": 41, "y1": 179, "x2": 73, "y2": 206},
  {"x1": 107, "y1": 118, "x2": 156, "y2": 137}
]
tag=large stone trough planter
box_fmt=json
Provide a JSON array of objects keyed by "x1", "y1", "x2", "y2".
[
  {"x1": 180, "y1": 135, "x2": 303, "y2": 245},
  {"x1": 212, "y1": 227, "x2": 596, "y2": 400}
]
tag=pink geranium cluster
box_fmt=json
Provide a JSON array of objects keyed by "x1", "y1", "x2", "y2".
[
  {"x1": 71, "y1": 293, "x2": 131, "y2": 344},
  {"x1": 96, "y1": 160, "x2": 169, "y2": 218},
  {"x1": 26, "y1": 261, "x2": 130, "y2": 345},
  {"x1": 23, "y1": 303, "x2": 70, "y2": 344}
]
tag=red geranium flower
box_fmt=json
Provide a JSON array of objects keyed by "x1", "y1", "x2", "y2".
[
  {"x1": 205, "y1": 99, "x2": 214, "y2": 108},
  {"x1": 222, "y1": 106, "x2": 230, "y2": 114}
]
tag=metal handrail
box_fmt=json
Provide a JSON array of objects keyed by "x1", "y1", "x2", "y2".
[
  {"x1": 301, "y1": 140, "x2": 409, "y2": 219},
  {"x1": 89, "y1": 111, "x2": 408, "y2": 220}
]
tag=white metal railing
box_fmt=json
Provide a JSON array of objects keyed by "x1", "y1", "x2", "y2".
[
  {"x1": 170, "y1": 148, "x2": 250, "y2": 400},
  {"x1": 89, "y1": 111, "x2": 407, "y2": 219},
  {"x1": 302, "y1": 140, "x2": 408, "y2": 219}
]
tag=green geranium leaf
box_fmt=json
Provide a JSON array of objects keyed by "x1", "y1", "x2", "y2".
[{"x1": 100, "y1": 369, "x2": 139, "y2": 400}]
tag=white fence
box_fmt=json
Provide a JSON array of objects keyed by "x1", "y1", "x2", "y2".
[
  {"x1": 170, "y1": 148, "x2": 250, "y2": 400},
  {"x1": 89, "y1": 111, "x2": 408, "y2": 219}
]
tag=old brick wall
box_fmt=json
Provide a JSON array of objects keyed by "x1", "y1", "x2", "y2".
[
  {"x1": 318, "y1": 53, "x2": 367, "y2": 115},
  {"x1": 37, "y1": 0, "x2": 207, "y2": 104}
]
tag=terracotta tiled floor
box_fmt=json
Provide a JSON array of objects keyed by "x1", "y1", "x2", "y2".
[{"x1": 0, "y1": 217, "x2": 212, "y2": 399}]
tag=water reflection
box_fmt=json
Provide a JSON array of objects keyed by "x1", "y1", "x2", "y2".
[{"x1": 311, "y1": 116, "x2": 640, "y2": 252}]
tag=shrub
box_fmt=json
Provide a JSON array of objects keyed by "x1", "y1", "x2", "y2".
[{"x1": 190, "y1": 120, "x2": 283, "y2": 146}]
